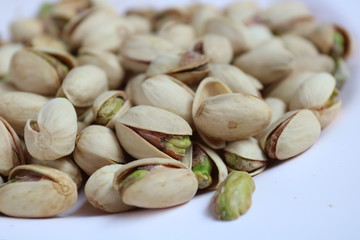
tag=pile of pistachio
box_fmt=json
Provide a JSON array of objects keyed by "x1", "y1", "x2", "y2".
[{"x1": 0, "y1": 0, "x2": 352, "y2": 220}]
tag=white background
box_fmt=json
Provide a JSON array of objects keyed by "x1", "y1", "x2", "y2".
[{"x1": 1, "y1": 0, "x2": 359, "y2": 239}]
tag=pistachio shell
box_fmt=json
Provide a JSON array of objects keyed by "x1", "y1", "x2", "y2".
[
  {"x1": 158, "y1": 21, "x2": 196, "y2": 50},
  {"x1": 113, "y1": 158, "x2": 198, "y2": 208},
  {"x1": 10, "y1": 18, "x2": 44, "y2": 42},
  {"x1": 124, "y1": 73, "x2": 148, "y2": 106},
  {"x1": 281, "y1": 34, "x2": 318, "y2": 56},
  {"x1": 0, "y1": 164, "x2": 77, "y2": 218},
  {"x1": 24, "y1": 98, "x2": 77, "y2": 161},
  {"x1": 85, "y1": 164, "x2": 135, "y2": 213},
  {"x1": 26, "y1": 34, "x2": 68, "y2": 51},
  {"x1": 190, "y1": 4, "x2": 220, "y2": 36},
  {"x1": 74, "y1": 125, "x2": 126, "y2": 176},
  {"x1": 0, "y1": 82, "x2": 18, "y2": 95},
  {"x1": 0, "y1": 44, "x2": 23, "y2": 77},
  {"x1": 291, "y1": 54, "x2": 335, "y2": 73},
  {"x1": 0, "y1": 92, "x2": 48, "y2": 136},
  {"x1": 224, "y1": 0, "x2": 259, "y2": 23},
  {"x1": 264, "y1": 97, "x2": 287, "y2": 124},
  {"x1": 246, "y1": 24, "x2": 273, "y2": 50}
]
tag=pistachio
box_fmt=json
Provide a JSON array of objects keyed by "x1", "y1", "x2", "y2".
[
  {"x1": 213, "y1": 171, "x2": 255, "y2": 221},
  {"x1": 0, "y1": 44, "x2": 23, "y2": 77},
  {"x1": 333, "y1": 58, "x2": 350, "y2": 89},
  {"x1": 10, "y1": 18, "x2": 44, "y2": 42},
  {"x1": 97, "y1": 97, "x2": 123, "y2": 125},
  {"x1": 191, "y1": 144, "x2": 214, "y2": 189}
]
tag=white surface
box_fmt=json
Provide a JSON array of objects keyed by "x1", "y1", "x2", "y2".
[{"x1": 1, "y1": 0, "x2": 360, "y2": 239}]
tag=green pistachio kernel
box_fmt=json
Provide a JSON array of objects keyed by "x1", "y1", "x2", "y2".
[
  {"x1": 331, "y1": 32, "x2": 345, "y2": 58},
  {"x1": 163, "y1": 135, "x2": 191, "y2": 156},
  {"x1": 38, "y1": 3, "x2": 54, "y2": 18},
  {"x1": 96, "y1": 97, "x2": 123, "y2": 125},
  {"x1": 118, "y1": 169, "x2": 149, "y2": 192},
  {"x1": 192, "y1": 155, "x2": 213, "y2": 189}
]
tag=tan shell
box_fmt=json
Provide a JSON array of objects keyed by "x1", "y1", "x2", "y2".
[
  {"x1": 113, "y1": 158, "x2": 198, "y2": 208},
  {"x1": 74, "y1": 125, "x2": 126, "y2": 176},
  {"x1": 0, "y1": 117, "x2": 25, "y2": 176},
  {"x1": 78, "y1": 48, "x2": 125, "y2": 90},
  {"x1": 204, "y1": 17, "x2": 251, "y2": 55},
  {"x1": 92, "y1": 90, "x2": 131, "y2": 129},
  {"x1": 124, "y1": 73, "x2": 148, "y2": 106},
  {"x1": 124, "y1": 15, "x2": 152, "y2": 35},
  {"x1": 194, "y1": 93, "x2": 271, "y2": 142},
  {"x1": 27, "y1": 156, "x2": 82, "y2": 189},
  {"x1": 209, "y1": 63, "x2": 261, "y2": 97},
  {"x1": 291, "y1": 54, "x2": 335, "y2": 73},
  {"x1": 0, "y1": 164, "x2": 77, "y2": 218},
  {"x1": 24, "y1": 98, "x2": 77, "y2": 161},
  {"x1": 158, "y1": 21, "x2": 196, "y2": 50},
  {"x1": 85, "y1": 164, "x2": 135, "y2": 213},
  {"x1": 224, "y1": 0, "x2": 259, "y2": 23},
  {"x1": 265, "y1": 97, "x2": 287, "y2": 124},
  {"x1": 10, "y1": 18, "x2": 44, "y2": 42},
  {"x1": 57, "y1": 65, "x2": 108, "y2": 107},
  {"x1": 259, "y1": 109, "x2": 321, "y2": 160},
  {"x1": 0, "y1": 82, "x2": 18, "y2": 95},
  {"x1": 115, "y1": 105, "x2": 192, "y2": 160},
  {"x1": 0, "y1": 44, "x2": 23, "y2": 77},
  {"x1": 0, "y1": 92, "x2": 48, "y2": 136},
  {"x1": 234, "y1": 38, "x2": 294, "y2": 85},
  {"x1": 246, "y1": 24, "x2": 273, "y2": 50},
  {"x1": 25, "y1": 34, "x2": 68, "y2": 51},
  {"x1": 281, "y1": 34, "x2": 318, "y2": 56},
  {"x1": 190, "y1": 4, "x2": 221, "y2": 36}
]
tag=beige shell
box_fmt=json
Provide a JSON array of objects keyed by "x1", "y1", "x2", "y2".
[
  {"x1": 124, "y1": 14, "x2": 152, "y2": 35},
  {"x1": 78, "y1": 48, "x2": 125, "y2": 90},
  {"x1": 124, "y1": 73, "x2": 148, "y2": 106},
  {"x1": 204, "y1": 17, "x2": 251, "y2": 55},
  {"x1": 27, "y1": 156, "x2": 82, "y2": 189},
  {"x1": 0, "y1": 43, "x2": 23, "y2": 77},
  {"x1": 281, "y1": 34, "x2": 318, "y2": 56},
  {"x1": 190, "y1": 4, "x2": 221, "y2": 36},
  {"x1": 0, "y1": 92, "x2": 48, "y2": 136},
  {"x1": 10, "y1": 18, "x2": 44, "y2": 42},
  {"x1": 246, "y1": 24, "x2": 273, "y2": 50},
  {"x1": 264, "y1": 97, "x2": 287, "y2": 124},
  {"x1": 194, "y1": 93, "x2": 271, "y2": 142},
  {"x1": 85, "y1": 164, "x2": 135, "y2": 213},
  {"x1": 24, "y1": 98, "x2": 77, "y2": 161},
  {"x1": 92, "y1": 90, "x2": 131, "y2": 129},
  {"x1": 209, "y1": 63, "x2": 261, "y2": 97},
  {"x1": 115, "y1": 105, "x2": 192, "y2": 160},
  {"x1": 57, "y1": 65, "x2": 108, "y2": 107},
  {"x1": 157, "y1": 21, "x2": 196, "y2": 50},
  {"x1": 224, "y1": 0, "x2": 259, "y2": 23},
  {"x1": 0, "y1": 164, "x2": 77, "y2": 218},
  {"x1": 0, "y1": 82, "x2": 18, "y2": 95},
  {"x1": 113, "y1": 158, "x2": 198, "y2": 208},
  {"x1": 291, "y1": 54, "x2": 335, "y2": 73},
  {"x1": 138, "y1": 75, "x2": 195, "y2": 126},
  {"x1": 0, "y1": 117, "x2": 25, "y2": 176},
  {"x1": 74, "y1": 125, "x2": 126, "y2": 176},
  {"x1": 234, "y1": 38, "x2": 294, "y2": 85},
  {"x1": 192, "y1": 33, "x2": 233, "y2": 64},
  {"x1": 25, "y1": 34, "x2": 68, "y2": 51},
  {"x1": 259, "y1": 109, "x2": 321, "y2": 160}
]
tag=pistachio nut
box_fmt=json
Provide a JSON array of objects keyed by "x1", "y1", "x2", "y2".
[
  {"x1": 289, "y1": 72, "x2": 341, "y2": 128},
  {"x1": 154, "y1": 7, "x2": 190, "y2": 30},
  {"x1": 259, "y1": 109, "x2": 321, "y2": 160},
  {"x1": 113, "y1": 158, "x2": 198, "y2": 208},
  {"x1": 146, "y1": 51, "x2": 209, "y2": 86},
  {"x1": 85, "y1": 164, "x2": 135, "y2": 213},
  {"x1": 74, "y1": 125, "x2": 126, "y2": 176},
  {"x1": 192, "y1": 34, "x2": 233, "y2": 64},
  {"x1": 9, "y1": 47, "x2": 76, "y2": 96},
  {"x1": 27, "y1": 156, "x2": 82, "y2": 189},
  {"x1": 0, "y1": 82, "x2": 18, "y2": 95},
  {"x1": 0, "y1": 117, "x2": 25, "y2": 176},
  {"x1": 24, "y1": 98, "x2": 77, "y2": 161},
  {"x1": 92, "y1": 90, "x2": 131, "y2": 129},
  {"x1": 0, "y1": 92, "x2": 48, "y2": 136},
  {"x1": 191, "y1": 142, "x2": 228, "y2": 190},
  {"x1": 10, "y1": 18, "x2": 44, "y2": 42},
  {"x1": 121, "y1": 34, "x2": 177, "y2": 72},
  {"x1": 281, "y1": 34, "x2": 318, "y2": 57},
  {"x1": 264, "y1": 97, "x2": 286, "y2": 124},
  {"x1": 333, "y1": 58, "x2": 350, "y2": 89},
  {"x1": 0, "y1": 164, "x2": 77, "y2": 218},
  {"x1": 224, "y1": 0, "x2": 259, "y2": 24},
  {"x1": 0, "y1": 44, "x2": 23, "y2": 77},
  {"x1": 190, "y1": 4, "x2": 220, "y2": 36},
  {"x1": 291, "y1": 54, "x2": 335, "y2": 73},
  {"x1": 213, "y1": 171, "x2": 255, "y2": 221},
  {"x1": 115, "y1": 105, "x2": 192, "y2": 161},
  {"x1": 234, "y1": 38, "x2": 294, "y2": 85},
  {"x1": 124, "y1": 73, "x2": 148, "y2": 106},
  {"x1": 224, "y1": 138, "x2": 267, "y2": 176},
  {"x1": 246, "y1": 24, "x2": 273, "y2": 50},
  {"x1": 158, "y1": 21, "x2": 196, "y2": 50},
  {"x1": 77, "y1": 48, "x2": 125, "y2": 89},
  {"x1": 24, "y1": 34, "x2": 68, "y2": 51},
  {"x1": 124, "y1": 14, "x2": 152, "y2": 35},
  {"x1": 56, "y1": 65, "x2": 108, "y2": 109}
]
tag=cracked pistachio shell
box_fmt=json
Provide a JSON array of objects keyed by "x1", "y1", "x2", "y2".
[
  {"x1": 121, "y1": 34, "x2": 177, "y2": 72},
  {"x1": 259, "y1": 109, "x2": 321, "y2": 160},
  {"x1": 77, "y1": 48, "x2": 125, "y2": 89},
  {"x1": 10, "y1": 18, "x2": 44, "y2": 42},
  {"x1": 264, "y1": 71, "x2": 315, "y2": 104},
  {"x1": 113, "y1": 158, "x2": 198, "y2": 208},
  {"x1": 57, "y1": 65, "x2": 108, "y2": 108},
  {"x1": 9, "y1": 47, "x2": 76, "y2": 96},
  {"x1": 0, "y1": 44, "x2": 23, "y2": 77},
  {"x1": 204, "y1": 17, "x2": 251, "y2": 55},
  {"x1": 209, "y1": 64, "x2": 261, "y2": 97},
  {"x1": 224, "y1": 0, "x2": 259, "y2": 23},
  {"x1": 27, "y1": 156, "x2": 82, "y2": 189},
  {"x1": 191, "y1": 142, "x2": 228, "y2": 191},
  {"x1": 138, "y1": 75, "x2": 195, "y2": 126},
  {"x1": 74, "y1": 125, "x2": 126, "y2": 176},
  {"x1": 158, "y1": 21, "x2": 196, "y2": 50},
  {"x1": 24, "y1": 98, "x2": 77, "y2": 161},
  {"x1": 124, "y1": 73, "x2": 148, "y2": 106},
  {"x1": 190, "y1": 4, "x2": 221, "y2": 36},
  {"x1": 0, "y1": 92, "x2": 48, "y2": 136},
  {"x1": 115, "y1": 105, "x2": 192, "y2": 160},
  {"x1": 194, "y1": 93, "x2": 271, "y2": 142},
  {"x1": 192, "y1": 77, "x2": 232, "y2": 149},
  {"x1": 85, "y1": 164, "x2": 135, "y2": 213},
  {"x1": 264, "y1": 97, "x2": 286, "y2": 124},
  {"x1": 224, "y1": 138, "x2": 267, "y2": 176},
  {"x1": 281, "y1": 34, "x2": 318, "y2": 57},
  {"x1": 259, "y1": 1, "x2": 313, "y2": 33},
  {"x1": 192, "y1": 34, "x2": 233, "y2": 64},
  {"x1": 234, "y1": 38, "x2": 294, "y2": 85},
  {"x1": 0, "y1": 117, "x2": 25, "y2": 176},
  {"x1": 291, "y1": 54, "x2": 335, "y2": 73},
  {"x1": 246, "y1": 24, "x2": 273, "y2": 50},
  {"x1": 289, "y1": 72, "x2": 341, "y2": 128},
  {"x1": 0, "y1": 164, "x2": 77, "y2": 218},
  {"x1": 146, "y1": 51, "x2": 209, "y2": 86},
  {"x1": 92, "y1": 90, "x2": 131, "y2": 129}
]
